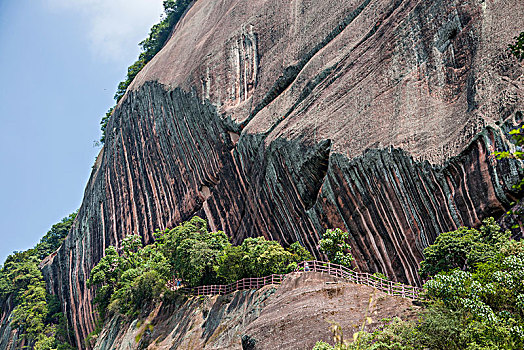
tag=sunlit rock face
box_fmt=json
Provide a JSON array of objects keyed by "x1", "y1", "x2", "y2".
[{"x1": 39, "y1": 0, "x2": 522, "y2": 347}]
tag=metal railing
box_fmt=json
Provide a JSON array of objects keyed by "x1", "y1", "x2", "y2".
[
  {"x1": 180, "y1": 274, "x2": 284, "y2": 296},
  {"x1": 176, "y1": 260, "x2": 422, "y2": 300},
  {"x1": 295, "y1": 261, "x2": 422, "y2": 300}
]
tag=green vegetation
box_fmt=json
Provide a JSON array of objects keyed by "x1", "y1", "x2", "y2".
[
  {"x1": 495, "y1": 31, "x2": 524, "y2": 217},
  {"x1": 0, "y1": 212, "x2": 77, "y2": 350},
  {"x1": 419, "y1": 217, "x2": 507, "y2": 279},
  {"x1": 216, "y1": 238, "x2": 313, "y2": 283},
  {"x1": 313, "y1": 218, "x2": 524, "y2": 349},
  {"x1": 319, "y1": 228, "x2": 354, "y2": 269},
  {"x1": 88, "y1": 216, "x2": 312, "y2": 321},
  {"x1": 155, "y1": 218, "x2": 229, "y2": 287},
  {"x1": 99, "y1": 107, "x2": 113, "y2": 144},
  {"x1": 312, "y1": 32, "x2": 524, "y2": 349},
  {"x1": 495, "y1": 124, "x2": 524, "y2": 192},
  {"x1": 87, "y1": 235, "x2": 169, "y2": 319},
  {"x1": 509, "y1": 32, "x2": 524, "y2": 61},
  {"x1": 100, "y1": 0, "x2": 192, "y2": 143}
]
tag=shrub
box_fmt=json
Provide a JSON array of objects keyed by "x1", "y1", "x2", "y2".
[
  {"x1": 319, "y1": 228, "x2": 354, "y2": 268},
  {"x1": 419, "y1": 218, "x2": 509, "y2": 279},
  {"x1": 158, "y1": 216, "x2": 229, "y2": 287},
  {"x1": 312, "y1": 341, "x2": 334, "y2": 350},
  {"x1": 0, "y1": 212, "x2": 77, "y2": 348},
  {"x1": 88, "y1": 217, "x2": 315, "y2": 322},
  {"x1": 509, "y1": 32, "x2": 524, "y2": 61},
  {"x1": 216, "y1": 237, "x2": 311, "y2": 283}
]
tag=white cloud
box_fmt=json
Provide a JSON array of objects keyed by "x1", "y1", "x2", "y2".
[{"x1": 45, "y1": 0, "x2": 164, "y2": 63}]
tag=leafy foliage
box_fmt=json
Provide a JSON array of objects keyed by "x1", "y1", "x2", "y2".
[
  {"x1": 419, "y1": 217, "x2": 509, "y2": 278},
  {"x1": 35, "y1": 211, "x2": 77, "y2": 260},
  {"x1": 495, "y1": 125, "x2": 524, "y2": 195},
  {"x1": 88, "y1": 216, "x2": 312, "y2": 321},
  {"x1": 319, "y1": 228, "x2": 354, "y2": 268},
  {"x1": 99, "y1": 107, "x2": 113, "y2": 144},
  {"x1": 0, "y1": 213, "x2": 77, "y2": 349},
  {"x1": 100, "y1": 0, "x2": 192, "y2": 143},
  {"x1": 87, "y1": 235, "x2": 171, "y2": 318},
  {"x1": 314, "y1": 219, "x2": 524, "y2": 350},
  {"x1": 509, "y1": 32, "x2": 524, "y2": 61},
  {"x1": 157, "y1": 216, "x2": 229, "y2": 287},
  {"x1": 11, "y1": 274, "x2": 48, "y2": 343},
  {"x1": 216, "y1": 237, "x2": 312, "y2": 283},
  {"x1": 421, "y1": 238, "x2": 524, "y2": 349},
  {"x1": 312, "y1": 341, "x2": 335, "y2": 350}
]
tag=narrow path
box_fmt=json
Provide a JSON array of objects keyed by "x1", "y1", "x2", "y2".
[{"x1": 179, "y1": 260, "x2": 422, "y2": 300}]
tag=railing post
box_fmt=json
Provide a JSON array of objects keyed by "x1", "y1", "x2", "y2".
[{"x1": 176, "y1": 260, "x2": 419, "y2": 300}]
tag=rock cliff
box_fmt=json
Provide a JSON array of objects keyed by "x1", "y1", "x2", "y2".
[
  {"x1": 0, "y1": 297, "x2": 19, "y2": 350},
  {"x1": 92, "y1": 272, "x2": 418, "y2": 350},
  {"x1": 35, "y1": 0, "x2": 523, "y2": 347}
]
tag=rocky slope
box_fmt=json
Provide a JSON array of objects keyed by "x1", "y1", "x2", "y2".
[
  {"x1": 30, "y1": 0, "x2": 524, "y2": 347},
  {"x1": 92, "y1": 272, "x2": 419, "y2": 350}
]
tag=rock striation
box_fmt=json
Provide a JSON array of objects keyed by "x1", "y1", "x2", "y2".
[
  {"x1": 0, "y1": 297, "x2": 19, "y2": 350},
  {"x1": 34, "y1": 0, "x2": 524, "y2": 347}
]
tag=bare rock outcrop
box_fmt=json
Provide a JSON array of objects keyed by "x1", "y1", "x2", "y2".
[
  {"x1": 93, "y1": 272, "x2": 419, "y2": 350},
  {"x1": 37, "y1": 0, "x2": 523, "y2": 347},
  {"x1": 0, "y1": 297, "x2": 19, "y2": 350}
]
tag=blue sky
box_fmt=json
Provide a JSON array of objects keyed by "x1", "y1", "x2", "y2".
[{"x1": 0, "y1": 0, "x2": 164, "y2": 264}]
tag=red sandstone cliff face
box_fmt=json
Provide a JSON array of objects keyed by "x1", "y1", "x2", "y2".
[{"x1": 36, "y1": 0, "x2": 523, "y2": 347}]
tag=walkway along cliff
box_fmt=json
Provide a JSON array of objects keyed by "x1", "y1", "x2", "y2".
[
  {"x1": 33, "y1": 0, "x2": 524, "y2": 347},
  {"x1": 179, "y1": 260, "x2": 422, "y2": 300}
]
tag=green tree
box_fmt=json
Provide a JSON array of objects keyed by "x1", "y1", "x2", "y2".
[
  {"x1": 88, "y1": 234, "x2": 171, "y2": 317},
  {"x1": 11, "y1": 276, "x2": 48, "y2": 343},
  {"x1": 0, "y1": 253, "x2": 56, "y2": 345},
  {"x1": 319, "y1": 228, "x2": 354, "y2": 268},
  {"x1": 509, "y1": 32, "x2": 524, "y2": 61},
  {"x1": 0, "y1": 213, "x2": 77, "y2": 349},
  {"x1": 87, "y1": 245, "x2": 124, "y2": 318},
  {"x1": 422, "y1": 241, "x2": 524, "y2": 349},
  {"x1": 87, "y1": 217, "x2": 313, "y2": 320},
  {"x1": 419, "y1": 217, "x2": 509, "y2": 278},
  {"x1": 159, "y1": 216, "x2": 229, "y2": 287},
  {"x1": 286, "y1": 241, "x2": 314, "y2": 270},
  {"x1": 216, "y1": 237, "x2": 311, "y2": 283},
  {"x1": 99, "y1": 107, "x2": 114, "y2": 144},
  {"x1": 114, "y1": 243, "x2": 170, "y2": 315},
  {"x1": 35, "y1": 211, "x2": 76, "y2": 260},
  {"x1": 288, "y1": 241, "x2": 314, "y2": 261}
]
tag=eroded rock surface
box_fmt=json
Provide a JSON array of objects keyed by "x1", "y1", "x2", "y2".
[
  {"x1": 0, "y1": 297, "x2": 19, "y2": 350},
  {"x1": 36, "y1": 0, "x2": 523, "y2": 347},
  {"x1": 93, "y1": 272, "x2": 418, "y2": 350}
]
